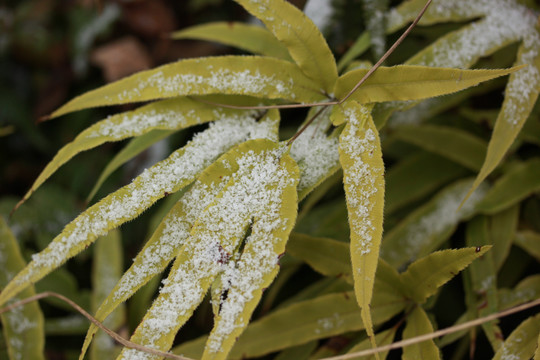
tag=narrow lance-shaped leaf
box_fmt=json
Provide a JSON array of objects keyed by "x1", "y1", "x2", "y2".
[
  {"x1": 490, "y1": 205, "x2": 519, "y2": 271},
  {"x1": 0, "y1": 217, "x2": 45, "y2": 360},
  {"x1": 338, "y1": 101, "x2": 385, "y2": 350},
  {"x1": 493, "y1": 314, "x2": 540, "y2": 360},
  {"x1": 337, "y1": 32, "x2": 371, "y2": 72},
  {"x1": 202, "y1": 142, "x2": 300, "y2": 360},
  {"x1": 334, "y1": 65, "x2": 523, "y2": 104},
  {"x1": 49, "y1": 56, "x2": 326, "y2": 119},
  {"x1": 79, "y1": 111, "x2": 280, "y2": 360},
  {"x1": 90, "y1": 230, "x2": 125, "y2": 360},
  {"x1": 171, "y1": 22, "x2": 293, "y2": 61},
  {"x1": 393, "y1": 125, "x2": 488, "y2": 172},
  {"x1": 402, "y1": 306, "x2": 440, "y2": 360},
  {"x1": 400, "y1": 246, "x2": 491, "y2": 304},
  {"x1": 87, "y1": 129, "x2": 174, "y2": 202},
  {"x1": 380, "y1": 179, "x2": 488, "y2": 268},
  {"x1": 514, "y1": 231, "x2": 540, "y2": 263},
  {"x1": 117, "y1": 139, "x2": 296, "y2": 360},
  {"x1": 21, "y1": 98, "x2": 244, "y2": 207},
  {"x1": 0, "y1": 113, "x2": 277, "y2": 307},
  {"x1": 234, "y1": 0, "x2": 338, "y2": 94},
  {"x1": 476, "y1": 158, "x2": 540, "y2": 214}
]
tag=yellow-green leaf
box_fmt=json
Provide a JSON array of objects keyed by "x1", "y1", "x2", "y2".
[
  {"x1": 338, "y1": 101, "x2": 385, "y2": 350},
  {"x1": 22, "y1": 97, "x2": 236, "y2": 207},
  {"x1": 490, "y1": 205, "x2": 519, "y2": 271},
  {"x1": 380, "y1": 179, "x2": 488, "y2": 268},
  {"x1": 515, "y1": 231, "x2": 540, "y2": 263},
  {"x1": 400, "y1": 246, "x2": 491, "y2": 304},
  {"x1": 493, "y1": 314, "x2": 540, "y2": 360},
  {"x1": 90, "y1": 230, "x2": 125, "y2": 360},
  {"x1": 393, "y1": 125, "x2": 488, "y2": 171},
  {"x1": 402, "y1": 306, "x2": 440, "y2": 360},
  {"x1": 385, "y1": 151, "x2": 468, "y2": 214},
  {"x1": 234, "y1": 0, "x2": 338, "y2": 94},
  {"x1": 87, "y1": 129, "x2": 174, "y2": 202},
  {"x1": 337, "y1": 31, "x2": 370, "y2": 72},
  {"x1": 202, "y1": 143, "x2": 300, "y2": 359},
  {"x1": 347, "y1": 327, "x2": 397, "y2": 360},
  {"x1": 334, "y1": 65, "x2": 522, "y2": 104},
  {"x1": 0, "y1": 217, "x2": 45, "y2": 360},
  {"x1": 476, "y1": 159, "x2": 540, "y2": 214},
  {"x1": 0, "y1": 114, "x2": 277, "y2": 308},
  {"x1": 171, "y1": 22, "x2": 292, "y2": 60},
  {"x1": 499, "y1": 275, "x2": 540, "y2": 310},
  {"x1": 286, "y1": 233, "x2": 352, "y2": 283},
  {"x1": 50, "y1": 56, "x2": 325, "y2": 119},
  {"x1": 466, "y1": 216, "x2": 502, "y2": 350}
]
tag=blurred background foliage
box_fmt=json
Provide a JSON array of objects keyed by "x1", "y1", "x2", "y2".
[{"x1": 1, "y1": 0, "x2": 540, "y2": 359}]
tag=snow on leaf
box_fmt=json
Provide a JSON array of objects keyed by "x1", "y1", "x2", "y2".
[
  {"x1": 0, "y1": 217, "x2": 45, "y2": 360},
  {"x1": 381, "y1": 179, "x2": 489, "y2": 268},
  {"x1": 19, "y1": 97, "x2": 249, "y2": 208},
  {"x1": 334, "y1": 65, "x2": 523, "y2": 104},
  {"x1": 171, "y1": 22, "x2": 292, "y2": 61},
  {"x1": 49, "y1": 56, "x2": 326, "y2": 119},
  {"x1": 290, "y1": 107, "x2": 340, "y2": 200},
  {"x1": 338, "y1": 101, "x2": 385, "y2": 352},
  {"x1": 493, "y1": 314, "x2": 540, "y2": 360},
  {"x1": 235, "y1": 0, "x2": 338, "y2": 94},
  {"x1": 0, "y1": 112, "x2": 278, "y2": 308},
  {"x1": 117, "y1": 139, "x2": 298, "y2": 360}
]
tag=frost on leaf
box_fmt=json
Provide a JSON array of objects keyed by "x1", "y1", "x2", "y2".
[
  {"x1": 0, "y1": 112, "x2": 278, "y2": 307},
  {"x1": 118, "y1": 139, "x2": 299, "y2": 360},
  {"x1": 290, "y1": 107, "x2": 340, "y2": 199},
  {"x1": 338, "y1": 101, "x2": 385, "y2": 350}
]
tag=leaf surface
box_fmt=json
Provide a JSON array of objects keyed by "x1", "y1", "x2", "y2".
[
  {"x1": 337, "y1": 32, "x2": 370, "y2": 72},
  {"x1": 50, "y1": 56, "x2": 325, "y2": 118},
  {"x1": 490, "y1": 205, "x2": 519, "y2": 270},
  {"x1": 400, "y1": 246, "x2": 491, "y2": 304},
  {"x1": 234, "y1": 0, "x2": 337, "y2": 93},
  {"x1": 0, "y1": 113, "x2": 277, "y2": 307},
  {"x1": 347, "y1": 327, "x2": 397, "y2": 360},
  {"x1": 171, "y1": 22, "x2": 292, "y2": 60},
  {"x1": 0, "y1": 217, "x2": 45, "y2": 360},
  {"x1": 334, "y1": 65, "x2": 522, "y2": 104},
  {"x1": 338, "y1": 101, "x2": 385, "y2": 349},
  {"x1": 476, "y1": 159, "x2": 540, "y2": 214},
  {"x1": 393, "y1": 125, "x2": 487, "y2": 171},
  {"x1": 402, "y1": 306, "x2": 440, "y2": 360},
  {"x1": 493, "y1": 314, "x2": 540, "y2": 360},
  {"x1": 515, "y1": 231, "x2": 540, "y2": 263}
]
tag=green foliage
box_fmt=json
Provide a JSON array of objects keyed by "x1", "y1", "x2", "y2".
[{"x1": 1, "y1": 0, "x2": 540, "y2": 359}]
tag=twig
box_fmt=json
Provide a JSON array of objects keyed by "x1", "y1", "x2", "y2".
[
  {"x1": 321, "y1": 297, "x2": 540, "y2": 360},
  {"x1": 0, "y1": 292, "x2": 193, "y2": 360}
]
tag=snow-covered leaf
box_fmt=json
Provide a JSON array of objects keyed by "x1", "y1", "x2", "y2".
[{"x1": 493, "y1": 314, "x2": 540, "y2": 360}]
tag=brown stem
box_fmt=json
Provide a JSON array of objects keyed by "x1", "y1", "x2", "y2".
[{"x1": 0, "y1": 292, "x2": 193, "y2": 360}]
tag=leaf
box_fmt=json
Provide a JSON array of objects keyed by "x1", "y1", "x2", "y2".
[
  {"x1": 286, "y1": 233, "x2": 352, "y2": 283},
  {"x1": 380, "y1": 179, "x2": 488, "y2": 268},
  {"x1": 234, "y1": 0, "x2": 338, "y2": 94},
  {"x1": 274, "y1": 341, "x2": 317, "y2": 360},
  {"x1": 400, "y1": 246, "x2": 491, "y2": 304},
  {"x1": 338, "y1": 101, "x2": 385, "y2": 350},
  {"x1": 334, "y1": 65, "x2": 523, "y2": 104},
  {"x1": 171, "y1": 22, "x2": 292, "y2": 61},
  {"x1": 361, "y1": 0, "x2": 388, "y2": 58},
  {"x1": 493, "y1": 314, "x2": 540, "y2": 360},
  {"x1": 79, "y1": 112, "x2": 280, "y2": 359},
  {"x1": 49, "y1": 56, "x2": 326, "y2": 119},
  {"x1": 393, "y1": 125, "x2": 488, "y2": 171},
  {"x1": 202, "y1": 143, "x2": 300, "y2": 360},
  {"x1": 385, "y1": 151, "x2": 468, "y2": 214},
  {"x1": 91, "y1": 230, "x2": 125, "y2": 360},
  {"x1": 499, "y1": 275, "x2": 540, "y2": 310},
  {"x1": 402, "y1": 306, "x2": 440, "y2": 360},
  {"x1": 476, "y1": 159, "x2": 540, "y2": 214},
  {"x1": 87, "y1": 129, "x2": 173, "y2": 202},
  {"x1": 0, "y1": 113, "x2": 278, "y2": 308},
  {"x1": 347, "y1": 327, "x2": 397, "y2": 360},
  {"x1": 117, "y1": 139, "x2": 299, "y2": 360},
  {"x1": 515, "y1": 231, "x2": 540, "y2": 263},
  {"x1": 337, "y1": 31, "x2": 371, "y2": 72},
  {"x1": 465, "y1": 216, "x2": 502, "y2": 350},
  {"x1": 0, "y1": 217, "x2": 45, "y2": 360},
  {"x1": 490, "y1": 205, "x2": 519, "y2": 271},
  {"x1": 23, "y1": 97, "x2": 227, "y2": 208}
]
